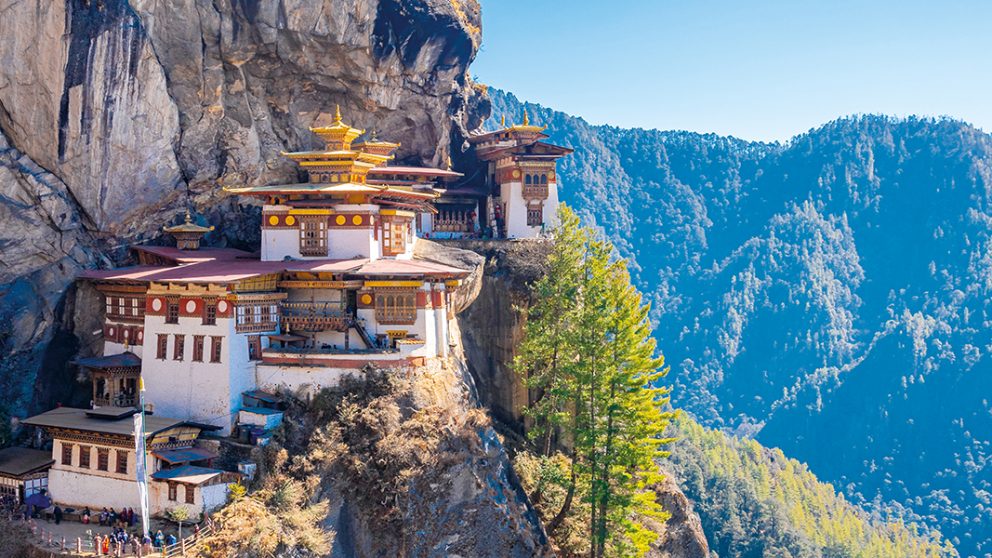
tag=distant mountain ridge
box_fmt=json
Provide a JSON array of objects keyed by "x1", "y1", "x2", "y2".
[{"x1": 486, "y1": 89, "x2": 992, "y2": 557}]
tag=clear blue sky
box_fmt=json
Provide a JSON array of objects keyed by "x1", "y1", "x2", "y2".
[{"x1": 471, "y1": 0, "x2": 992, "y2": 142}]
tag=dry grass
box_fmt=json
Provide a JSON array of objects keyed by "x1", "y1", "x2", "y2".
[{"x1": 199, "y1": 367, "x2": 491, "y2": 557}]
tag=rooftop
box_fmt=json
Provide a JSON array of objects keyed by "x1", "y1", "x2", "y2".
[
  {"x1": 132, "y1": 246, "x2": 254, "y2": 265},
  {"x1": 152, "y1": 447, "x2": 218, "y2": 465},
  {"x1": 0, "y1": 447, "x2": 54, "y2": 478},
  {"x1": 150, "y1": 465, "x2": 224, "y2": 485},
  {"x1": 75, "y1": 352, "x2": 141, "y2": 369},
  {"x1": 22, "y1": 407, "x2": 213, "y2": 439},
  {"x1": 81, "y1": 255, "x2": 469, "y2": 286}
]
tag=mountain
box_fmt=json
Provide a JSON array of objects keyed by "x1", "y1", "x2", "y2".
[{"x1": 487, "y1": 89, "x2": 992, "y2": 557}]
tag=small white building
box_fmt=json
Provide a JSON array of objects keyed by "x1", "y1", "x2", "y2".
[
  {"x1": 466, "y1": 110, "x2": 573, "y2": 239},
  {"x1": 22, "y1": 407, "x2": 233, "y2": 519},
  {"x1": 0, "y1": 447, "x2": 53, "y2": 505}
]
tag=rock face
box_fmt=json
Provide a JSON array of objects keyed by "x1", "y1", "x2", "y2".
[
  {"x1": 442, "y1": 239, "x2": 552, "y2": 429},
  {"x1": 0, "y1": 0, "x2": 486, "y2": 418},
  {"x1": 648, "y1": 475, "x2": 711, "y2": 558}
]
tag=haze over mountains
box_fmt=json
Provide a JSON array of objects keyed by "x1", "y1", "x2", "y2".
[{"x1": 486, "y1": 89, "x2": 992, "y2": 557}]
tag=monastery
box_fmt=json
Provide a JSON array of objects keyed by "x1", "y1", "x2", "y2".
[{"x1": 17, "y1": 108, "x2": 570, "y2": 521}]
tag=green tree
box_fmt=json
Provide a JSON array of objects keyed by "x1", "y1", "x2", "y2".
[{"x1": 517, "y1": 205, "x2": 674, "y2": 557}]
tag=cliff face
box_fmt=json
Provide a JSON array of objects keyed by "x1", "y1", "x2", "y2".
[{"x1": 0, "y1": 0, "x2": 486, "y2": 418}]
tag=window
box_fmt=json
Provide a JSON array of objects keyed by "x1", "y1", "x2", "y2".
[
  {"x1": 541, "y1": 173, "x2": 548, "y2": 184},
  {"x1": 105, "y1": 296, "x2": 145, "y2": 320},
  {"x1": 185, "y1": 485, "x2": 195, "y2": 504},
  {"x1": 299, "y1": 216, "x2": 327, "y2": 256},
  {"x1": 527, "y1": 208, "x2": 543, "y2": 227},
  {"x1": 173, "y1": 334, "x2": 185, "y2": 361},
  {"x1": 374, "y1": 290, "x2": 417, "y2": 324},
  {"x1": 79, "y1": 446, "x2": 91, "y2": 469},
  {"x1": 97, "y1": 448, "x2": 109, "y2": 471},
  {"x1": 166, "y1": 299, "x2": 179, "y2": 324},
  {"x1": 168, "y1": 483, "x2": 177, "y2": 502},
  {"x1": 115, "y1": 450, "x2": 128, "y2": 475},
  {"x1": 157, "y1": 334, "x2": 168, "y2": 360},
  {"x1": 525, "y1": 174, "x2": 532, "y2": 185},
  {"x1": 210, "y1": 336, "x2": 223, "y2": 363},
  {"x1": 61, "y1": 443, "x2": 73, "y2": 466},
  {"x1": 248, "y1": 335, "x2": 262, "y2": 361},
  {"x1": 203, "y1": 302, "x2": 217, "y2": 325},
  {"x1": 193, "y1": 335, "x2": 205, "y2": 362}
]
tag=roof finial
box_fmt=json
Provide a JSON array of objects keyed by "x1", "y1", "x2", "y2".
[
  {"x1": 184, "y1": 208, "x2": 193, "y2": 224},
  {"x1": 446, "y1": 155, "x2": 453, "y2": 170},
  {"x1": 500, "y1": 114, "x2": 506, "y2": 127},
  {"x1": 523, "y1": 108, "x2": 530, "y2": 126},
  {"x1": 334, "y1": 104, "x2": 342, "y2": 124},
  {"x1": 371, "y1": 129, "x2": 378, "y2": 141}
]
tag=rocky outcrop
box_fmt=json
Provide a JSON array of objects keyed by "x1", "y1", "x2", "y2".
[
  {"x1": 0, "y1": 0, "x2": 487, "y2": 418},
  {"x1": 648, "y1": 475, "x2": 711, "y2": 558},
  {"x1": 441, "y1": 239, "x2": 552, "y2": 430}
]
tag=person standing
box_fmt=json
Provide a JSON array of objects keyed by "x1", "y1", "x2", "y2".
[{"x1": 53, "y1": 505, "x2": 63, "y2": 525}]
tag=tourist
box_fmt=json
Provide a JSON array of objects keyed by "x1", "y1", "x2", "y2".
[
  {"x1": 127, "y1": 507, "x2": 135, "y2": 526},
  {"x1": 142, "y1": 532, "x2": 152, "y2": 554},
  {"x1": 99, "y1": 507, "x2": 109, "y2": 526},
  {"x1": 154, "y1": 530, "x2": 165, "y2": 550},
  {"x1": 81, "y1": 506, "x2": 91, "y2": 524},
  {"x1": 53, "y1": 504, "x2": 63, "y2": 525},
  {"x1": 166, "y1": 532, "x2": 177, "y2": 547},
  {"x1": 93, "y1": 535, "x2": 102, "y2": 555}
]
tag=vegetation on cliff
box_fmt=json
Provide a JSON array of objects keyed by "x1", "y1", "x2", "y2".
[
  {"x1": 201, "y1": 367, "x2": 550, "y2": 558},
  {"x1": 514, "y1": 207, "x2": 674, "y2": 557}
]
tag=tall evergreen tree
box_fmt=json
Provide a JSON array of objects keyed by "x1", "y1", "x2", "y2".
[{"x1": 516, "y1": 204, "x2": 674, "y2": 557}]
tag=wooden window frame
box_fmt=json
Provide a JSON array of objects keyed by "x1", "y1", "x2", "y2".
[
  {"x1": 79, "y1": 446, "x2": 91, "y2": 469},
  {"x1": 374, "y1": 290, "x2": 418, "y2": 325},
  {"x1": 192, "y1": 335, "x2": 205, "y2": 362},
  {"x1": 115, "y1": 450, "x2": 128, "y2": 475},
  {"x1": 173, "y1": 334, "x2": 185, "y2": 361},
  {"x1": 168, "y1": 482, "x2": 177, "y2": 502},
  {"x1": 61, "y1": 443, "x2": 73, "y2": 466},
  {"x1": 210, "y1": 336, "x2": 223, "y2": 363},
  {"x1": 299, "y1": 216, "x2": 327, "y2": 257},
  {"x1": 157, "y1": 334, "x2": 168, "y2": 360},
  {"x1": 165, "y1": 299, "x2": 179, "y2": 324},
  {"x1": 527, "y1": 207, "x2": 543, "y2": 227},
  {"x1": 185, "y1": 485, "x2": 195, "y2": 505},
  {"x1": 203, "y1": 301, "x2": 217, "y2": 325},
  {"x1": 96, "y1": 448, "x2": 109, "y2": 471}
]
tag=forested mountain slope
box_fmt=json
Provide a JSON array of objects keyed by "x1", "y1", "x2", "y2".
[{"x1": 486, "y1": 89, "x2": 992, "y2": 556}]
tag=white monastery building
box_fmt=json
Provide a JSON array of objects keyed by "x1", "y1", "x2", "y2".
[{"x1": 20, "y1": 106, "x2": 570, "y2": 520}]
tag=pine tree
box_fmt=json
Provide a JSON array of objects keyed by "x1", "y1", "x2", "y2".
[{"x1": 516, "y1": 204, "x2": 674, "y2": 557}]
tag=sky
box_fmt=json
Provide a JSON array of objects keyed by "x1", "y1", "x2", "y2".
[{"x1": 470, "y1": 0, "x2": 992, "y2": 142}]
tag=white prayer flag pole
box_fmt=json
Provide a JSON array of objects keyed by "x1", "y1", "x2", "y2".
[{"x1": 133, "y1": 377, "x2": 151, "y2": 537}]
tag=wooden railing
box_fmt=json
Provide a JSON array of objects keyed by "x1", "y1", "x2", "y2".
[
  {"x1": 24, "y1": 517, "x2": 214, "y2": 556},
  {"x1": 95, "y1": 394, "x2": 137, "y2": 408},
  {"x1": 522, "y1": 184, "x2": 549, "y2": 199}
]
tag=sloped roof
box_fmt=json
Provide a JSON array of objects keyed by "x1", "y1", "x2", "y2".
[
  {"x1": 150, "y1": 465, "x2": 223, "y2": 485},
  {"x1": 0, "y1": 447, "x2": 54, "y2": 478},
  {"x1": 22, "y1": 407, "x2": 203, "y2": 439},
  {"x1": 76, "y1": 352, "x2": 141, "y2": 369}
]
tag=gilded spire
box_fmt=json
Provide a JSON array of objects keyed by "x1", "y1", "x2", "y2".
[
  {"x1": 446, "y1": 155, "x2": 453, "y2": 170},
  {"x1": 334, "y1": 104, "x2": 342, "y2": 124},
  {"x1": 523, "y1": 108, "x2": 530, "y2": 126},
  {"x1": 500, "y1": 114, "x2": 506, "y2": 127}
]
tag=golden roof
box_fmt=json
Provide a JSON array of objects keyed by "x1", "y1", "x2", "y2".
[
  {"x1": 309, "y1": 105, "x2": 365, "y2": 150},
  {"x1": 163, "y1": 210, "x2": 214, "y2": 234},
  {"x1": 508, "y1": 108, "x2": 547, "y2": 133}
]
